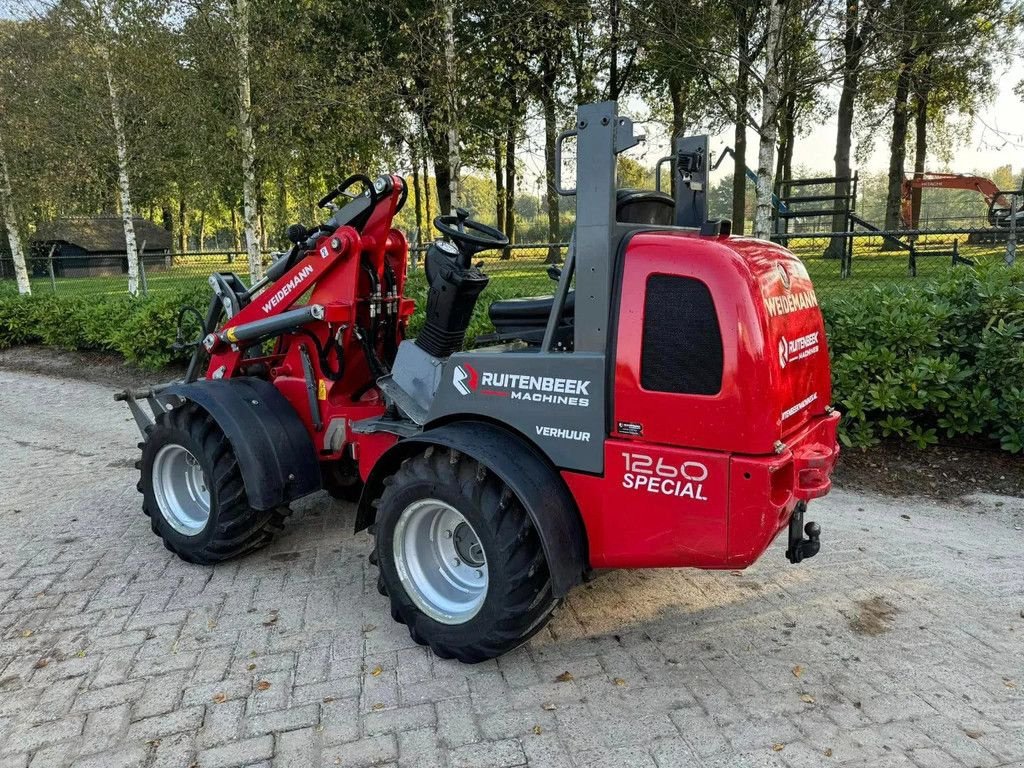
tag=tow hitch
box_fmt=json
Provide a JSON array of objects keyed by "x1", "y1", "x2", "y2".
[{"x1": 785, "y1": 501, "x2": 821, "y2": 564}]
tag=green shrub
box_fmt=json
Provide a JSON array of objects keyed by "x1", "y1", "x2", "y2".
[
  {"x1": 0, "y1": 287, "x2": 207, "y2": 370},
  {"x1": 825, "y1": 265, "x2": 1024, "y2": 453}
]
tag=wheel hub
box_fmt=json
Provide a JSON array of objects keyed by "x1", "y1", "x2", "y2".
[
  {"x1": 151, "y1": 444, "x2": 211, "y2": 536},
  {"x1": 392, "y1": 499, "x2": 488, "y2": 625}
]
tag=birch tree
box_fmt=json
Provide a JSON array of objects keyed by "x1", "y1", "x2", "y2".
[
  {"x1": 0, "y1": 133, "x2": 30, "y2": 295},
  {"x1": 96, "y1": 3, "x2": 140, "y2": 295},
  {"x1": 231, "y1": 0, "x2": 262, "y2": 283},
  {"x1": 753, "y1": 0, "x2": 785, "y2": 239}
]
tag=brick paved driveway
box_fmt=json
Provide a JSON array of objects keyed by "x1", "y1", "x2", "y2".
[{"x1": 0, "y1": 368, "x2": 1022, "y2": 768}]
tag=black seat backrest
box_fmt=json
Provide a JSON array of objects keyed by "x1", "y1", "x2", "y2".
[{"x1": 616, "y1": 189, "x2": 675, "y2": 226}]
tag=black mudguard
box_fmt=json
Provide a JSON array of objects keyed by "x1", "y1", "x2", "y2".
[
  {"x1": 356, "y1": 420, "x2": 589, "y2": 598},
  {"x1": 161, "y1": 378, "x2": 320, "y2": 511}
]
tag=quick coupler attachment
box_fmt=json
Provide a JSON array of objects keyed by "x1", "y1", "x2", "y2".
[
  {"x1": 785, "y1": 501, "x2": 821, "y2": 564},
  {"x1": 114, "y1": 381, "x2": 180, "y2": 438}
]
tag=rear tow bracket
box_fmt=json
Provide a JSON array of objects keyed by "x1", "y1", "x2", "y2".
[{"x1": 785, "y1": 501, "x2": 821, "y2": 564}]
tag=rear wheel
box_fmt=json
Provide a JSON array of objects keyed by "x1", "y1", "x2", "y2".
[
  {"x1": 373, "y1": 446, "x2": 558, "y2": 662},
  {"x1": 138, "y1": 401, "x2": 290, "y2": 564}
]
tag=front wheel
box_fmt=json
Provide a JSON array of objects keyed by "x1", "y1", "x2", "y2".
[
  {"x1": 373, "y1": 447, "x2": 558, "y2": 662},
  {"x1": 138, "y1": 401, "x2": 290, "y2": 564}
]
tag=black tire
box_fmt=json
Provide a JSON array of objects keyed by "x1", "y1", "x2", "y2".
[
  {"x1": 322, "y1": 457, "x2": 363, "y2": 502},
  {"x1": 137, "y1": 401, "x2": 290, "y2": 564},
  {"x1": 373, "y1": 446, "x2": 559, "y2": 663}
]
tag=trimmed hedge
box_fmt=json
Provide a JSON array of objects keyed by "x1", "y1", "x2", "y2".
[
  {"x1": 1, "y1": 265, "x2": 1022, "y2": 452},
  {"x1": 0, "y1": 287, "x2": 208, "y2": 370},
  {"x1": 826, "y1": 265, "x2": 1024, "y2": 453}
]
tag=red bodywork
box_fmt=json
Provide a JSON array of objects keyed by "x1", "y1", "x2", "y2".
[
  {"x1": 563, "y1": 232, "x2": 839, "y2": 569},
  {"x1": 204, "y1": 176, "x2": 414, "y2": 462},
  {"x1": 204, "y1": 188, "x2": 838, "y2": 572}
]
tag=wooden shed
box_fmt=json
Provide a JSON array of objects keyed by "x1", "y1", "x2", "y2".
[{"x1": 31, "y1": 217, "x2": 173, "y2": 277}]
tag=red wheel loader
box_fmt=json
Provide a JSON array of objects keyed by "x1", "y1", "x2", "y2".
[{"x1": 117, "y1": 102, "x2": 839, "y2": 662}]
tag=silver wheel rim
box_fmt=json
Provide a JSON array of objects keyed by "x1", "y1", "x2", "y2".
[
  {"x1": 152, "y1": 444, "x2": 211, "y2": 536},
  {"x1": 392, "y1": 499, "x2": 488, "y2": 625}
]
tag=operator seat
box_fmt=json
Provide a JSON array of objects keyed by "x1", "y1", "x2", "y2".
[{"x1": 486, "y1": 189, "x2": 674, "y2": 341}]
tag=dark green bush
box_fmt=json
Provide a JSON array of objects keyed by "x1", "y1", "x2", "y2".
[
  {"x1": 0, "y1": 287, "x2": 207, "y2": 369},
  {"x1": 825, "y1": 265, "x2": 1024, "y2": 453}
]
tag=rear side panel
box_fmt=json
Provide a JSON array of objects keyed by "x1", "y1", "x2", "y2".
[
  {"x1": 563, "y1": 440, "x2": 728, "y2": 568},
  {"x1": 730, "y1": 238, "x2": 832, "y2": 438}
]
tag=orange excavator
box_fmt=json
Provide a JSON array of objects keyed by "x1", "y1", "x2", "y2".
[{"x1": 901, "y1": 172, "x2": 1023, "y2": 240}]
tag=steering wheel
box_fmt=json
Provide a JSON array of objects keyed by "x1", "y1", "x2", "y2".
[
  {"x1": 318, "y1": 173, "x2": 376, "y2": 210},
  {"x1": 434, "y1": 208, "x2": 509, "y2": 258}
]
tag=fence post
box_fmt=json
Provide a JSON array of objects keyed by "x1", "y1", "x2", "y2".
[
  {"x1": 46, "y1": 244, "x2": 57, "y2": 293},
  {"x1": 1006, "y1": 191, "x2": 1017, "y2": 266},
  {"x1": 137, "y1": 239, "x2": 148, "y2": 297}
]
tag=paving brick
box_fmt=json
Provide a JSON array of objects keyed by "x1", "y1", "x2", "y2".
[
  {"x1": 396, "y1": 728, "x2": 443, "y2": 768},
  {"x1": 3, "y1": 716, "x2": 85, "y2": 755},
  {"x1": 81, "y1": 703, "x2": 130, "y2": 753},
  {"x1": 363, "y1": 703, "x2": 435, "y2": 737},
  {"x1": 448, "y1": 738, "x2": 527, "y2": 768},
  {"x1": 197, "y1": 735, "x2": 274, "y2": 768},
  {"x1": 243, "y1": 704, "x2": 319, "y2": 737},
  {"x1": 273, "y1": 727, "x2": 320, "y2": 767},
  {"x1": 69, "y1": 744, "x2": 147, "y2": 768},
  {"x1": 127, "y1": 705, "x2": 204, "y2": 741},
  {"x1": 150, "y1": 733, "x2": 195, "y2": 768},
  {"x1": 319, "y1": 735, "x2": 397, "y2": 768}
]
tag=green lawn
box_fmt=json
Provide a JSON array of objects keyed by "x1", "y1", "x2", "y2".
[{"x1": 1, "y1": 238, "x2": 1013, "y2": 301}]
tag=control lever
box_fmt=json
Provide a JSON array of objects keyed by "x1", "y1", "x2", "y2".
[{"x1": 455, "y1": 207, "x2": 470, "y2": 233}]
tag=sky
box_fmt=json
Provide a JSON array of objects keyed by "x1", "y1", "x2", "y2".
[{"x1": 516, "y1": 60, "x2": 1024, "y2": 197}]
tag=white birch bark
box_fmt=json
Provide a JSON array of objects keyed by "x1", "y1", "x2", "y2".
[
  {"x1": 753, "y1": 0, "x2": 786, "y2": 241},
  {"x1": 233, "y1": 0, "x2": 263, "y2": 283},
  {"x1": 443, "y1": 0, "x2": 460, "y2": 210},
  {"x1": 0, "y1": 134, "x2": 30, "y2": 295},
  {"x1": 99, "y1": 2, "x2": 140, "y2": 295}
]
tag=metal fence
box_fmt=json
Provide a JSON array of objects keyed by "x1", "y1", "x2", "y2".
[{"x1": 1, "y1": 226, "x2": 1017, "y2": 303}]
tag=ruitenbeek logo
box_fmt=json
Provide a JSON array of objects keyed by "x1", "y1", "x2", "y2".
[{"x1": 453, "y1": 364, "x2": 478, "y2": 396}]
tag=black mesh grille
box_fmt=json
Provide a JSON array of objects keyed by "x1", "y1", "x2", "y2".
[{"x1": 640, "y1": 275, "x2": 723, "y2": 395}]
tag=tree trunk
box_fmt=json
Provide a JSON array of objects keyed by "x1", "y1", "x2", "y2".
[
  {"x1": 732, "y1": 26, "x2": 751, "y2": 234},
  {"x1": 426, "y1": 120, "x2": 452, "y2": 217},
  {"x1": 541, "y1": 51, "x2": 561, "y2": 264},
  {"x1": 276, "y1": 167, "x2": 288, "y2": 244},
  {"x1": 198, "y1": 209, "x2": 206, "y2": 251},
  {"x1": 826, "y1": 10, "x2": 865, "y2": 258},
  {"x1": 493, "y1": 136, "x2": 504, "y2": 230},
  {"x1": 178, "y1": 195, "x2": 187, "y2": 252},
  {"x1": 669, "y1": 74, "x2": 688, "y2": 198},
  {"x1": 911, "y1": 84, "x2": 928, "y2": 228},
  {"x1": 100, "y1": 33, "x2": 139, "y2": 296},
  {"x1": 161, "y1": 204, "x2": 173, "y2": 233},
  {"x1": 230, "y1": 207, "x2": 240, "y2": 260},
  {"x1": 442, "y1": 0, "x2": 460, "y2": 211},
  {"x1": 608, "y1": 0, "x2": 619, "y2": 100},
  {"x1": 0, "y1": 135, "x2": 30, "y2": 295},
  {"x1": 753, "y1": 0, "x2": 785, "y2": 240},
  {"x1": 883, "y1": 48, "x2": 915, "y2": 235},
  {"x1": 234, "y1": 0, "x2": 263, "y2": 282},
  {"x1": 410, "y1": 140, "x2": 423, "y2": 247},
  {"x1": 422, "y1": 150, "x2": 433, "y2": 224},
  {"x1": 503, "y1": 123, "x2": 515, "y2": 259}
]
